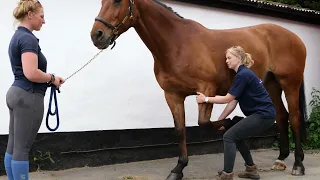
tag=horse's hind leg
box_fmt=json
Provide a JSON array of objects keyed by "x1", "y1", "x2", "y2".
[
  {"x1": 164, "y1": 91, "x2": 188, "y2": 180},
  {"x1": 264, "y1": 73, "x2": 290, "y2": 171},
  {"x1": 281, "y1": 77, "x2": 305, "y2": 176}
]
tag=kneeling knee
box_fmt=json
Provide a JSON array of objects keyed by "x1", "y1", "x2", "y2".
[{"x1": 223, "y1": 130, "x2": 236, "y2": 142}]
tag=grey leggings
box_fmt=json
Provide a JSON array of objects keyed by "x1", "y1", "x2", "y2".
[
  {"x1": 223, "y1": 113, "x2": 275, "y2": 173},
  {"x1": 6, "y1": 86, "x2": 44, "y2": 161}
]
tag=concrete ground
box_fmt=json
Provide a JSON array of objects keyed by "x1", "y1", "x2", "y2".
[{"x1": 0, "y1": 149, "x2": 319, "y2": 180}]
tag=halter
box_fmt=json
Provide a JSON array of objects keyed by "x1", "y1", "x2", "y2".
[{"x1": 94, "y1": 0, "x2": 134, "y2": 49}]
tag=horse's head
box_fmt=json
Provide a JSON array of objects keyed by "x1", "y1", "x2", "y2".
[{"x1": 90, "y1": 0, "x2": 134, "y2": 49}]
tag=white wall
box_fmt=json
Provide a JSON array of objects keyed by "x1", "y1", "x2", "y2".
[{"x1": 0, "y1": 0, "x2": 319, "y2": 134}]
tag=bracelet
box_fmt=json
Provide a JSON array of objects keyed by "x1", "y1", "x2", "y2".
[
  {"x1": 205, "y1": 97, "x2": 209, "y2": 103},
  {"x1": 48, "y1": 73, "x2": 55, "y2": 84}
]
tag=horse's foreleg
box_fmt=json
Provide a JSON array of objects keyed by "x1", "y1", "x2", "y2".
[
  {"x1": 164, "y1": 91, "x2": 188, "y2": 180},
  {"x1": 197, "y1": 86, "x2": 216, "y2": 128}
]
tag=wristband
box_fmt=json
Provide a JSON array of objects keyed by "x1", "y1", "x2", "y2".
[
  {"x1": 205, "y1": 97, "x2": 209, "y2": 103},
  {"x1": 49, "y1": 73, "x2": 55, "y2": 84}
]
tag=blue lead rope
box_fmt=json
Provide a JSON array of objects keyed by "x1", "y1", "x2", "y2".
[{"x1": 46, "y1": 85, "x2": 60, "y2": 131}]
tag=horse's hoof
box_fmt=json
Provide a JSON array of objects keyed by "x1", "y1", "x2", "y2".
[
  {"x1": 166, "y1": 172, "x2": 183, "y2": 180},
  {"x1": 271, "y1": 160, "x2": 286, "y2": 171},
  {"x1": 291, "y1": 165, "x2": 305, "y2": 176}
]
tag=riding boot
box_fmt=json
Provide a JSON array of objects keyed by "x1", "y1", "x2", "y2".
[
  {"x1": 216, "y1": 171, "x2": 233, "y2": 180},
  {"x1": 238, "y1": 164, "x2": 260, "y2": 179}
]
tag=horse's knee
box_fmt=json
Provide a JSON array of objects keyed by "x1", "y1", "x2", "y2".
[{"x1": 174, "y1": 127, "x2": 185, "y2": 138}]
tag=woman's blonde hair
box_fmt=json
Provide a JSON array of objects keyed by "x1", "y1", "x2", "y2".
[
  {"x1": 226, "y1": 46, "x2": 254, "y2": 68},
  {"x1": 13, "y1": 0, "x2": 42, "y2": 22}
]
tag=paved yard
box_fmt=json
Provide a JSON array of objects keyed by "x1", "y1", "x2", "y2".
[{"x1": 1, "y1": 149, "x2": 319, "y2": 180}]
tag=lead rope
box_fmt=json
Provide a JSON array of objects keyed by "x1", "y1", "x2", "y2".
[{"x1": 46, "y1": 49, "x2": 104, "y2": 131}]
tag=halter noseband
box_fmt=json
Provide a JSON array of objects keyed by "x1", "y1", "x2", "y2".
[{"x1": 94, "y1": 0, "x2": 134, "y2": 49}]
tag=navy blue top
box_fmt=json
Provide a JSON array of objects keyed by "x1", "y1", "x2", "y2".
[
  {"x1": 8, "y1": 26, "x2": 48, "y2": 95},
  {"x1": 228, "y1": 65, "x2": 276, "y2": 119}
]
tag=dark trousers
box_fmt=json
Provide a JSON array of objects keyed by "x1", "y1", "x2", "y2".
[{"x1": 223, "y1": 113, "x2": 275, "y2": 173}]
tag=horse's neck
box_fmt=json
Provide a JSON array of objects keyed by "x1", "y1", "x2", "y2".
[{"x1": 134, "y1": 0, "x2": 184, "y2": 58}]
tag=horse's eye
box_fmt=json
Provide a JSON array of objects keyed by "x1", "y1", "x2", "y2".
[{"x1": 114, "y1": 0, "x2": 121, "y2": 3}]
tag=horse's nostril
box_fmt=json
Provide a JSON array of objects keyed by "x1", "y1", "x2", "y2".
[{"x1": 95, "y1": 30, "x2": 104, "y2": 39}]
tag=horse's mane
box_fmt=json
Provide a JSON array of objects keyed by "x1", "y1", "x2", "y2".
[{"x1": 152, "y1": 0, "x2": 184, "y2": 19}]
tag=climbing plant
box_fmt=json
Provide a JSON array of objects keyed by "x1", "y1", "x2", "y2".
[{"x1": 303, "y1": 87, "x2": 320, "y2": 149}]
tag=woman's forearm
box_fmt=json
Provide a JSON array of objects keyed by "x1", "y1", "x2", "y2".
[
  {"x1": 25, "y1": 69, "x2": 51, "y2": 83},
  {"x1": 218, "y1": 100, "x2": 238, "y2": 120},
  {"x1": 209, "y1": 96, "x2": 228, "y2": 104},
  {"x1": 208, "y1": 93, "x2": 235, "y2": 104}
]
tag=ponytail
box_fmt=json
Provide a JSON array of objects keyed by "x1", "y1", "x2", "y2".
[{"x1": 243, "y1": 53, "x2": 254, "y2": 68}]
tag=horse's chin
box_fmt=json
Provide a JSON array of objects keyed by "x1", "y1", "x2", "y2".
[
  {"x1": 94, "y1": 36, "x2": 116, "y2": 50},
  {"x1": 93, "y1": 40, "x2": 110, "y2": 50},
  {"x1": 97, "y1": 44, "x2": 109, "y2": 50}
]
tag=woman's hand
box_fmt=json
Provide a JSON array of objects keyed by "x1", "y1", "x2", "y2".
[
  {"x1": 51, "y1": 74, "x2": 65, "y2": 88},
  {"x1": 196, "y1": 92, "x2": 206, "y2": 103}
]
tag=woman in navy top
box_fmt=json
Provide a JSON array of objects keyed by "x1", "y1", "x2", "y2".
[
  {"x1": 196, "y1": 46, "x2": 276, "y2": 180},
  {"x1": 4, "y1": 1, "x2": 64, "y2": 179}
]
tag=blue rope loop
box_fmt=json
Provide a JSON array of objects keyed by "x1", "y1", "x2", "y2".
[{"x1": 46, "y1": 85, "x2": 60, "y2": 131}]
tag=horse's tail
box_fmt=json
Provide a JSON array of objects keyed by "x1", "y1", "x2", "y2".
[{"x1": 299, "y1": 78, "x2": 308, "y2": 144}]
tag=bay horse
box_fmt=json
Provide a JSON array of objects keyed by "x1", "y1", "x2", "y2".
[{"x1": 90, "y1": 0, "x2": 307, "y2": 179}]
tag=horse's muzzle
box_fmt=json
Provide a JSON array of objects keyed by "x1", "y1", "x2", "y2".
[{"x1": 91, "y1": 30, "x2": 113, "y2": 49}]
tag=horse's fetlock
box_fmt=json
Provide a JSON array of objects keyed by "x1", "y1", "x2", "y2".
[
  {"x1": 279, "y1": 151, "x2": 290, "y2": 160},
  {"x1": 198, "y1": 120, "x2": 209, "y2": 127},
  {"x1": 178, "y1": 156, "x2": 188, "y2": 166}
]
